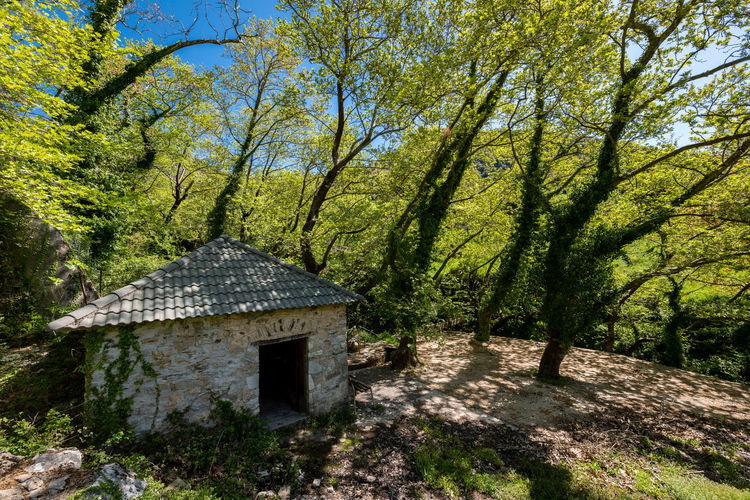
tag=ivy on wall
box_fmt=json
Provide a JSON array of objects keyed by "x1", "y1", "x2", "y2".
[{"x1": 82, "y1": 325, "x2": 160, "y2": 442}]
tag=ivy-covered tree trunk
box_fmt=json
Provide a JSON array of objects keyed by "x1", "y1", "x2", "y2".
[
  {"x1": 391, "y1": 332, "x2": 420, "y2": 371},
  {"x1": 385, "y1": 66, "x2": 510, "y2": 369},
  {"x1": 476, "y1": 79, "x2": 546, "y2": 341},
  {"x1": 662, "y1": 279, "x2": 685, "y2": 368},
  {"x1": 207, "y1": 124, "x2": 257, "y2": 240},
  {"x1": 534, "y1": 5, "x2": 677, "y2": 379},
  {"x1": 66, "y1": 0, "x2": 241, "y2": 134}
]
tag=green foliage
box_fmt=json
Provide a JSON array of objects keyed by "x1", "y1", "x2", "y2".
[
  {"x1": 0, "y1": 0, "x2": 106, "y2": 232},
  {"x1": 410, "y1": 417, "x2": 607, "y2": 500},
  {"x1": 98, "y1": 255, "x2": 173, "y2": 296},
  {"x1": 0, "y1": 409, "x2": 74, "y2": 457},
  {"x1": 370, "y1": 274, "x2": 444, "y2": 336},
  {"x1": 0, "y1": 331, "x2": 85, "y2": 420},
  {"x1": 663, "y1": 280, "x2": 686, "y2": 369},
  {"x1": 136, "y1": 398, "x2": 298, "y2": 499}
]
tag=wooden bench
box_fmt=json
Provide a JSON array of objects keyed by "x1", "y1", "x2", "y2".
[{"x1": 349, "y1": 374, "x2": 374, "y2": 413}]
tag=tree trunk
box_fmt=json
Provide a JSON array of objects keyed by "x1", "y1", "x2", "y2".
[
  {"x1": 605, "y1": 310, "x2": 619, "y2": 352},
  {"x1": 474, "y1": 310, "x2": 492, "y2": 341},
  {"x1": 623, "y1": 338, "x2": 657, "y2": 357},
  {"x1": 391, "y1": 334, "x2": 421, "y2": 371},
  {"x1": 537, "y1": 329, "x2": 568, "y2": 379}
]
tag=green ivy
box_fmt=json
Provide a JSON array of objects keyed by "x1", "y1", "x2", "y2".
[{"x1": 83, "y1": 325, "x2": 160, "y2": 444}]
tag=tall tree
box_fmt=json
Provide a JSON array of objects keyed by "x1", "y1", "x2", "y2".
[
  {"x1": 65, "y1": 0, "x2": 245, "y2": 134},
  {"x1": 523, "y1": 0, "x2": 750, "y2": 378},
  {"x1": 206, "y1": 20, "x2": 304, "y2": 240},
  {"x1": 0, "y1": 0, "x2": 101, "y2": 231},
  {"x1": 277, "y1": 0, "x2": 438, "y2": 275}
]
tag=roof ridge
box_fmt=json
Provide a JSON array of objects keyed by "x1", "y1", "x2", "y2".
[
  {"x1": 45, "y1": 237, "x2": 224, "y2": 332},
  {"x1": 220, "y1": 235, "x2": 365, "y2": 303}
]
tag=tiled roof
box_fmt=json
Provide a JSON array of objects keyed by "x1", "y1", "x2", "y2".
[{"x1": 46, "y1": 235, "x2": 364, "y2": 332}]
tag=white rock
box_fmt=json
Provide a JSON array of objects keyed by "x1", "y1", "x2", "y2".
[
  {"x1": 0, "y1": 489, "x2": 23, "y2": 500},
  {"x1": 256, "y1": 491, "x2": 275, "y2": 498},
  {"x1": 312, "y1": 479, "x2": 321, "y2": 487},
  {"x1": 46, "y1": 475, "x2": 70, "y2": 495},
  {"x1": 84, "y1": 464, "x2": 146, "y2": 499},
  {"x1": 366, "y1": 476, "x2": 376, "y2": 483},
  {"x1": 20, "y1": 477, "x2": 44, "y2": 491},
  {"x1": 277, "y1": 485, "x2": 291, "y2": 499},
  {"x1": 166, "y1": 478, "x2": 190, "y2": 491},
  {"x1": 258, "y1": 470, "x2": 269, "y2": 478},
  {"x1": 24, "y1": 449, "x2": 82, "y2": 473},
  {"x1": 326, "y1": 486, "x2": 334, "y2": 493}
]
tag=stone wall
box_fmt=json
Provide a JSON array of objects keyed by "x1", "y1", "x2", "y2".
[{"x1": 87, "y1": 304, "x2": 350, "y2": 433}]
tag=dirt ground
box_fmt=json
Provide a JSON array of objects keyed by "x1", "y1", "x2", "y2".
[
  {"x1": 284, "y1": 332, "x2": 750, "y2": 499},
  {"x1": 350, "y1": 332, "x2": 750, "y2": 433}
]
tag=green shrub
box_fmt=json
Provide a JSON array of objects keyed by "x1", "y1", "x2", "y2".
[
  {"x1": 136, "y1": 398, "x2": 298, "y2": 499},
  {"x1": 0, "y1": 408, "x2": 74, "y2": 456}
]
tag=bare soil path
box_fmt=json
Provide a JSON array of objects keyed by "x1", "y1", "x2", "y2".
[{"x1": 351, "y1": 332, "x2": 750, "y2": 433}]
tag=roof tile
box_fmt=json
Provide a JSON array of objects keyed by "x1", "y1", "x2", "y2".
[{"x1": 46, "y1": 236, "x2": 364, "y2": 331}]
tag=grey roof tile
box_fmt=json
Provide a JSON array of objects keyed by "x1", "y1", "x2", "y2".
[{"x1": 46, "y1": 236, "x2": 364, "y2": 332}]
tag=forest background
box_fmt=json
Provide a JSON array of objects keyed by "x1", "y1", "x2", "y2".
[{"x1": 1, "y1": 0, "x2": 749, "y2": 385}]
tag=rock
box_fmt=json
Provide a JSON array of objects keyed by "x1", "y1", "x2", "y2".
[
  {"x1": 46, "y1": 475, "x2": 70, "y2": 495},
  {"x1": 26, "y1": 488, "x2": 45, "y2": 500},
  {"x1": 0, "y1": 452, "x2": 23, "y2": 476},
  {"x1": 277, "y1": 485, "x2": 291, "y2": 499},
  {"x1": 0, "y1": 196, "x2": 99, "y2": 317},
  {"x1": 24, "y1": 448, "x2": 82, "y2": 473},
  {"x1": 326, "y1": 486, "x2": 334, "y2": 493},
  {"x1": 166, "y1": 478, "x2": 190, "y2": 491},
  {"x1": 366, "y1": 476, "x2": 376, "y2": 483},
  {"x1": 256, "y1": 491, "x2": 275, "y2": 498},
  {"x1": 12, "y1": 474, "x2": 31, "y2": 482},
  {"x1": 84, "y1": 464, "x2": 146, "y2": 499},
  {"x1": 258, "y1": 470, "x2": 269, "y2": 478},
  {"x1": 19, "y1": 477, "x2": 44, "y2": 491},
  {"x1": 0, "y1": 489, "x2": 23, "y2": 500},
  {"x1": 312, "y1": 479, "x2": 321, "y2": 487}
]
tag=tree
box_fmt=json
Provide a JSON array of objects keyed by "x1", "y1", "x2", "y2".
[
  {"x1": 206, "y1": 20, "x2": 304, "y2": 240},
  {"x1": 0, "y1": 0, "x2": 102, "y2": 231},
  {"x1": 65, "y1": 0, "x2": 245, "y2": 134},
  {"x1": 517, "y1": 0, "x2": 750, "y2": 379},
  {"x1": 54, "y1": 0, "x2": 246, "y2": 260},
  {"x1": 356, "y1": 0, "x2": 576, "y2": 367},
  {"x1": 277, "y1": 0, "x2": 438, "y2": 275}
]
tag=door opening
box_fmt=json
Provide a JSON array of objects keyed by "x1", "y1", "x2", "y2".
[{"x1": 258, "y1": 337, "x2": 307, "y2": 428}]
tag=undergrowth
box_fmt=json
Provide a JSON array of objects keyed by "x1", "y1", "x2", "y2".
[
  {"x1": 131, "y1": 398, "x2": 299, "y2": 500},
  {"x1": 408, "y1": 417, "x2": 750, "y2": 500}
]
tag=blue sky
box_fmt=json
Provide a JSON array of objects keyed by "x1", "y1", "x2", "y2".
[{"x1": 119, "y1": 1, "x2": 286, "y2": 69}]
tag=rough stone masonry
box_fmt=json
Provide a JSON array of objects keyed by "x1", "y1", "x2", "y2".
[{"x1": 88, "y1": 304, "x2": 349, "y2": 433}]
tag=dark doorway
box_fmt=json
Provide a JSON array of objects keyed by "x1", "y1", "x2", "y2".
[{"x1": 258, "y1": 337, "x2": 307, "y2": 428}]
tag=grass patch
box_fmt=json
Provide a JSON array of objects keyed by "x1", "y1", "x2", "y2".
[
  {"x1": 0, "y1": 331, "x2": 85, "y2": 418},
  {"x1": 309, "y1": 405, "x2": 356, "y2": 438},
  {"x1": 663, "y1": 473, "x2": 750, "y2": 500},
  {"x1": 410, "y1": 417, "x2": 610, "y2": 500},
  {"x1": 0, "y1": 408, "x2": 75, "y2": 456}
]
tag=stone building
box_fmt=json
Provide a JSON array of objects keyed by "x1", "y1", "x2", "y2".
[{"x1": 46, "y1": 235, "x2": 363, "y2": 432}]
